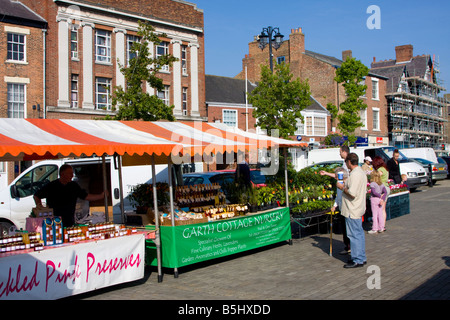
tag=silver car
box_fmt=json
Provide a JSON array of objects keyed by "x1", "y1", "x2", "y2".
[{"x1": 410, "y1": 158, "x2": 447, "y2": 183}]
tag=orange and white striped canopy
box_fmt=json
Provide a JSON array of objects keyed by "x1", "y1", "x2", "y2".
[{"x1": 0, "y1": 119, "x2": 307, "y2": 162}]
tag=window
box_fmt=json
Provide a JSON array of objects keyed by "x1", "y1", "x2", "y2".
[
  {"x1": 95, "y1": 77, "x2": 112, "y2": 110},
  {"x1": 181, "y1": 45, "x2": 188, "y2": 75},
  {"x1": 295, "y1": 115, "x2": 326, "y2": 136},
  {"x1": 277, "y1": 56, "x2": 285, "y2": 64},
  {"x1": 7, "y1": 33, "x2": 25, "y2": 62},
  {"x1": 71, "y1": 75, "x2": 79, "y2": 108},
  {"x1": 95, "y1": 29, "x2": 111, "y2": 63},
  {"x1": 157, "y1": 85, "x2": 170, "y2": 106},
  {"x1": 14, "y1": 165, "x2": 58, "y2": 198},
  {"x1": 306, "y1": 116, "x2": 313, "y2": 136},
  {"x1": 182, "y1": 87, "x2": 188, "y2": 116},
  {"x1": 127, "y1": 35, "x2": 140, "y2": 66},
  {"x1": 314, "y1": 117, "x2": 326, "y2": 136},
  {"x1": 156, "y1": 41, "x2": 170, "y2": 72},
  {"x1": 373, "y1": 108, "x2": 380, "y2": 130},
  {"x1": 7, "y1": 83, "x2": 25, "y2": 118},
  {"x1": 372, "y1": 79, "x2": 379, "y2": 100},
  {"x1": 223, "y1": 109, "x2": 238, "y2": 127},
  {"x1": 71, "y1": 25, "x2": 79, "y2": 59},
  {"x1": 360, "y1": 109, "x2": 367, "y2": 130}
]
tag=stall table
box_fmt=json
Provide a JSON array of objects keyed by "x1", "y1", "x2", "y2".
[
  {"x1": 146, "y1": 207, "x2": 291, "y2": 270},
  {"x1": 0, "y1": 233, "x2": 145, "y2": 300}
]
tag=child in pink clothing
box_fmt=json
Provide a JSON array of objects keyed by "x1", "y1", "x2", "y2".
[{"x1": 369, "y1": 171, "x2": 388, "y2": 234}]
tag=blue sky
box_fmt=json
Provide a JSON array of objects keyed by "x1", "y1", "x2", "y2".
[{"x1": 193, "y1": 0, "x2": 450, "y2": 95}]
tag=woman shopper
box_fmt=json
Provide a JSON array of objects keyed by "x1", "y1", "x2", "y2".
[
  {"x1": 372, "y1": 156, "x2": 390, "y2": 232},
  {"x1": 368, "y1": 170, "x2": 388, "y2": 234}
]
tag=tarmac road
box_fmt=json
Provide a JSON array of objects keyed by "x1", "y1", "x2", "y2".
[{"x1": 73, "y1": 179, "x2": 450, "y2": 302}]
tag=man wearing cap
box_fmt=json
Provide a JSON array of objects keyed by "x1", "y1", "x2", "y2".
[{"x1": 362, "y1": 156, "x2": 373, "y2": 173}]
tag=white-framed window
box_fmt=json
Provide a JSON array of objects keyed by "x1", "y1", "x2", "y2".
[
  {"x1": 181, "y1": 45, "x2": 188, "y2": 75},
  {"x1": 372, "y1": 78, "x2": 379, "y2": 100},
  {"x1": 372, "y1": 108, "x2": 380, "y2": 130},
  {"x1": 156, "y1": 41, "x2": 170, "y2": 72},
  {"x1": 95, "y1": 29, "x2": 111, "y2": 63},
  {"x1": 7, "y1": 33, "x2": 26, "y2": 62},
  {"x1": 95, "y1": 77, "x2": 112, "y2": 110},
  {"x1": 157, "y1": 85, "x2": 170, "y2": 106},
  {"x1": 71, "y1": 74, "x2": 79, "y2": 108},
  {"x1": 7, "y1": 83, "x2": 26, "y2": 118},
  {"x1": 71, "y1": 25, "x2": 79, "y2": 59},
  {"x1": 223, "y1": 109, "x2": 238, "y2": 127},
  {"x1": 127, "y1": 34, "x2": 140, "y2": 66},
  {"x1": 295, "y1": 115, "x2": 327, "y2": 136},
  {"x1": 182, "y1": 87, "x2": 188, "y2": 116},
  {"x1": 360, "y1": 109, "x2": 368, "y2": 130}
]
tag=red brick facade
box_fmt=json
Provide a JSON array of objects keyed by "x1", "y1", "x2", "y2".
[
  {"x1": 236, "y1": 27, "x2": 389, "y2": 145},
  {"x1": 17, "y1": 0, "x2": 206, "y2": 120}
]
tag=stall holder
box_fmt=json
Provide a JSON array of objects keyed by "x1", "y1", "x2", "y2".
[
  {"x1": 0, "y1": 233, "x2": 145, "y2": 300},
  {"x1": 145, "y1": 207, "x2": 291, "y2": 271}
]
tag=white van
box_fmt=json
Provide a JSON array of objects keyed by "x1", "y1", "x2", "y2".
[
  {"x1": 399, "y1": 148, "x2": 438, "y2": 163},
  {"x1": 307, "y1": 146, "x2": 428, "y2": 190},
  {"x1": 0, "y1": 157, "x2": 182, "y2": 235}
]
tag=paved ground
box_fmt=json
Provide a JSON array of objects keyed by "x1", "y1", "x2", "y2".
[{"x1": 74, "y1": 179, "x2": 450, "y2": 303}]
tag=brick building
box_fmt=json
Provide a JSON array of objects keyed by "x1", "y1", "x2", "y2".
[
  {"x1": 236, "y1": 27, "x2": 389, "y2": 146},
  {"x1": 371, "y1": 45, "x2": 449, "y2": 150},
  {"x1": 16, "y1": 0, "x2": 206, "y2": 121},
  {"x1": 0, "y1": 0, "x2": 48, "y2": 186}
]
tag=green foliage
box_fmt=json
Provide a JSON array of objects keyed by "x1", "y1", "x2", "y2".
[
  {"x1": 129, "y1": 182, "x2": 170, "y2": 208},
  {"x1": 248, "y1": 62, "x2": 311, "y2": 139},
  {"x1": 112, "y1": 21, "x2": 177, "y2": 121},
  {"x1": 327, "y1": 57, "x2": 369, "y2": 146}
]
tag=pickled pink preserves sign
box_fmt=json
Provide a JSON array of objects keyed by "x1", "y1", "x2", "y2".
[{"x1": 0, "y1": 234, "x2": 144, "y2": 300}]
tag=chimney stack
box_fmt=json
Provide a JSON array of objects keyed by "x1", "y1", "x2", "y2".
[
  {"x1": 342, "y1": 50, "x2": 352, "y2": 61},
  {"x1": 395, "y1": 45, "x2": 413, "y2": 63}
]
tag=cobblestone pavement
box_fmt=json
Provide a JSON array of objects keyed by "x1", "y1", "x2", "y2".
[{"x1": 76, "y1": 179, "x2": 450, "y2": 302}]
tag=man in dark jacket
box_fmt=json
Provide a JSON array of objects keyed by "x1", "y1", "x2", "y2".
[{"x1": 387, "y1": 149, "x2": 402, "y2": 184}]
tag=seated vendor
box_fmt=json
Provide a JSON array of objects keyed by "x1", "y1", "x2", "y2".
[{"x1": 33, "y1": 164, "x2": 106, "y2": 227}]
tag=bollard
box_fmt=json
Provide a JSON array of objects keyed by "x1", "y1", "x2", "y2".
[{"x1": 428, "y1": 164, "x2": 433, "y2": 188}]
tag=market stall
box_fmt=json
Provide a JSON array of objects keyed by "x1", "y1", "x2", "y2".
[{"x1": 0, "y1": 118, "x2": 306, "y2": 287}]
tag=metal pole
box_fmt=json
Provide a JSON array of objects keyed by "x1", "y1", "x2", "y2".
[
  {"x1": 152, "y1": 155, "x2": 163, "y2": 283},
  {"x1": 101, "y1": 154, "x2": 109, "y2": 222},
  {"x1": 116, "y1": 154, "x2": 125, "y2": 224},
  {"x1": 168, "y1": 159, "x2": 179, "y2": 278}
]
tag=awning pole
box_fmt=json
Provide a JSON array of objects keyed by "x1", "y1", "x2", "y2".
[
  {"x1": 116, "y1": 154, "x2": 125, "y2": 224},
  {"x1": 168, "y1": 159, "x2": 179, "y2": 278},
  {"x1": 284, "y1": 147, "x2": 293, "y2": 246},
  {"x1": 102, "y1": 154, "x2": 109, "y2": 222},
  {"x1": 152, "y1": 155, "x2": 163, "y2": 283}
]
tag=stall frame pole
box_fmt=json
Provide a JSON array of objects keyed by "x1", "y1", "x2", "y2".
[
  {"x1": 102, "y1": 154, "x2": 109, "y2": 222},
  {"x1": 168, "y1": 159, "x2": 179, "y2": 278},
  {"x1": 152, "y1": 155, "x2": 163, "y2": 283}
]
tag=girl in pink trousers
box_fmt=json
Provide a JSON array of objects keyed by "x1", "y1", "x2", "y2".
[{"x1": 368, "y1": 171, "x2": 388, "y2": 234}]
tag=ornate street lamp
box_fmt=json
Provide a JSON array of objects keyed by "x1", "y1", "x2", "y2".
[{"x1": 257, "y1": 26, "x2": 284, "y2": 72}]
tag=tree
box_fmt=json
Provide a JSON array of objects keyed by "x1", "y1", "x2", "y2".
[
  {"x1": 111, "y1": 21, "x2": 177, "y2": 121},
  {"x1": 328, "y1": 57, "x2": 369, "y2": 146},
  {"x1": 248, "y1": 62, "x2": 311, "y2": 139}
]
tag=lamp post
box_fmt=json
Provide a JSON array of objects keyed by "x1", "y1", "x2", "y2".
[{"x1": 257, "y1": 26, "x2": 284, "y2": 72}]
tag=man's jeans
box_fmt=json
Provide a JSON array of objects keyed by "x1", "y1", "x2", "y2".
[{"x1": 345, "y1": 217, "x2": 366, "y2": 264}]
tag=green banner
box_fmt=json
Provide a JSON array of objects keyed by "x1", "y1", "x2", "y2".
[{"x1": 150, "y1": 207, "x2": 291, "y2": 268}]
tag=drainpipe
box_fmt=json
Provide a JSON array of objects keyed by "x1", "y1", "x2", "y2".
[{"x1": 42, "y1": 28, "x2": 47, "y2": 119}]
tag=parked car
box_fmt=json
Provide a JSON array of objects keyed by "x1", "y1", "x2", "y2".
[
  {"x1": 183, "y1": 169, "x2": 269, "y2": 189},
  {"x1": 437, "y1": 157, "x2": 450, "y2": 178},
  {"x1": 409, "y1": 158, "x2": 447, "y2": 183}
]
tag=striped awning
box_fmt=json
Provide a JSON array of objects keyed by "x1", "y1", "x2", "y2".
[{"x1": 0, "y1": 119, "x2": 307, "y2": 162}]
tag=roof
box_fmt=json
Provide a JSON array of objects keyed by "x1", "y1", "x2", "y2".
[
  {"x1": 371, "y1": 55, "x2": 431, "y2": 92},
  {"x1": 205, "y1": 74, "x2": 328, "y2": 114},
  {"x1": 205, "y1": 75, "x2": 257, "y2": 105},
  {"x1": 305, "y1": 50, "x2": 388, "y2": 80},
  {"x1": 0, "y1": 0, "x2": 47, "y2": 28},
  {"x1": 0, "y1": 119, "x2": 306, "y2": 162}
]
